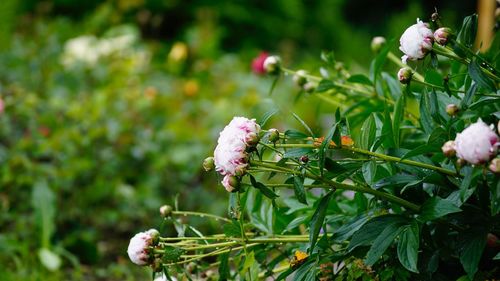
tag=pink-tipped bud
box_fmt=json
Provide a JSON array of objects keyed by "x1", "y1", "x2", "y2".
[
  {"x1": 263, "y1": 55, "x2": 281, "y2": 75},
  {"x1": 300, "y1": 155, "x2": 309, "y2": 164},
  {"x1": 371, "y1": 36, "x2": 386, "y2": 53},
  {"x1": 489, "y1": 158, "x2": 500, "y2": 174},
  {"x1": 446, "y1": 104, "x2": 459, "y2": 116},
  {"x1": 434, "y1": 27, "x2": 452, "y2": 45},
  {"x1": 398, "y1": 67, "x2": 413, "y2": 84},
  {"x1": 222, "y1": 175, "x2": 240, "y2": 192},
  {"x1": 441, "y1": 140, "x2": 456, "y2": 157},
  {"x1": 159, "y1": 205, "x2": 173, "y2": 217},
  {"x1": 268, "y1": 128, "x2": 280, "y2": 143},
  {"x1": 251, "y1": 52, "x2": 269, "y2": 75}
]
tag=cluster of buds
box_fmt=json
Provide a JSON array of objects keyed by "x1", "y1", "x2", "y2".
[
  {"x1": 441, "y1": 119, "x2": 499, "y2": 173},
  {"x1": 205, "y1": 117, "x2": 261, "y2": 192}
]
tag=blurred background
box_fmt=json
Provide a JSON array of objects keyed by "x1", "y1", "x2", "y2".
[{"x1": 0, "y1": 0, "x2": 483, "y2": 280}]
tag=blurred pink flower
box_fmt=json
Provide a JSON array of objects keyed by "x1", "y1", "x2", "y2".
[{"x1": 251, "y1": 51, "x2": 269, "y2": 75}]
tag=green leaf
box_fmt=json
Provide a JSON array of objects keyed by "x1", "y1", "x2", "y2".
[
  {"x1": 249, "y1": 175, "x2": 278, "y2": 200},
  {"x1": 283, "y1": 148, "x2": 313, "y2": 158},
  {"x1": 468, "y1": 59, "x2": 496, "y2": 92},
  {"x1": 223, "y1": 220, "x2": 242, "y2": 237},
  {"x1": 316, "y1": 79, "x2": 336, "y2": 93},
  {"x1": 292, "y1": 113, "x2": 314, "y2": 137},
  {"x1": 460, "y1": 230, "x2": 487, "y2": 280},
  {"x1": 319, "y1": 122, "x2": 339, "y2": 176},
  {"x1": 32, "y1": 180, "x2": 56, "y2": 248},
  {"x1": 293, "y1": 176, "x2": 308, "y2": 205},
  {"x1": 285, "y1": 129, "x2": 309, "y2": 139},
  {"x1": 362, "y1": 161, "x2": 376, "y2": 186},
  {"x1": 381, "y1": 107, "x2": 395, "y2": 148},
  {"x1": 360, "y1": 114, "x2": 376, "y2": 150},
  {"x1": 491, "y1": 180, "x2": 500, "y2": 216},
  {"x1": 374, "y1": 174, "x2": 421, "y2": 189},
  {"x1": 241, "y1": 251, "x2": 255, "y2": 275},
  {"x1": 370, "y1": 39, "x2": 393, "y2": 82},
  {"x1": 309, "y1": 191, "x2": 333, "y2": 253},
  {"x1": 163, "y1": 246, "x2": 185, "y2": 263},
  {"x1": 347, "y1": 74, "x2": 373, "y2": 86},
  {"x1": 330, "y1": 214, "x2": 370, "y2": 242},
  {"x1": 218, "y1": 252, "x2": 230, "y2": 281},
  {"x1": 418, "y1": 197, "x2": 461, "y2": 221},
  {"x1": 259, "y1": 109, "x2": 279, "y2": 127},
  {"x1": 348, "y1": 215, "x2": 405, "y2": 251},
  {"x1": 292, "y1": 259, "x2": 317, "y2": 281},
  {"x1": 401, "y1": 144, "x2": 441, "y2": 160},
  {"x1": 365, "y1": 221, "x2": 405, "y2": 266},
  {"x1": 397, "y1": 221, "x2": 420, "y2": 273},
  {"x1": 419, "y1": 93, "x2": 434, "y2": 134},
  {"x1": 494, "y1": 252, "x2": 500, "y2": 260},
  {"x1": 392, "y1": 94, "x2": 405, "y2": 148},
  {"x1": 457, "y1": 14, "x2": 478, "y2": 48}
]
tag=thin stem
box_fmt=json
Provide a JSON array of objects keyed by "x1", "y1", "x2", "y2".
[
  {"x1": 251, "y1": 160, "x2": 420, "y2": 211},
  {"x1": 172, "y1": 211, "x2": 231, "y2": 223},
  {"x1": 387, "y1": 51, "x2": 425, "y2": 82},
  {"x1": 412, "y1": 79, "x2": 464, "y2": 93}
]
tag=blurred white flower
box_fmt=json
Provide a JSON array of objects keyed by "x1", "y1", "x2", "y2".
[
  {"x1": 454, "y1": 119, "x2": 499, "y2": 164},
  {"x1": 127, "y1": 229, "x2": 159, "y2": 265},
  {"x1": 214, "y1": 117, "x2": 260, "y2": 177},
  {"x1": 399, "y1": 19, "x2": 434, "y2": 63},
  {"x1": 154, "y1": 274, "x2": 177, "y2": 281}
]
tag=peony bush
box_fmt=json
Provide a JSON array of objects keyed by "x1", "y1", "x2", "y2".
[{"x1": 127, "y1": 12, "x2": 499, "y2": 280}]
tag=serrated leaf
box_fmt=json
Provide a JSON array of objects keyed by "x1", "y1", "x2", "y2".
[
  {"x1": 309, "y1": 191, "x2": 333, "y2": 253},
  {"x1": 418, "y1": 197, "x2": 461, "y2": 221},
  {"x1": 293, "y1": 176, "x2": 308, "y2": 205},
  {"x1": 397, "y1": 221, "x2": 420, "y2": 273}
]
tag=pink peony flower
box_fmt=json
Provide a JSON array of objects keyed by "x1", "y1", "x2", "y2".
[
  {"x1": 251, "y1": 52, "x2": 269, "y2": 75},
  {"x1": 214, "y1": 117, "x2": 260, "y2": 177},
  {"x1": 434, "y1": 27, "x2": 452, "y2": 45},
  {"x1": 127, "y1": 229, "x2": 159, "y2": 265},
  {"x1": 399, "y1": 19, "x2": 434, "y2": 64},
  {"x1": 454, "y1": 119, "x2": 499, "y2": 164}
]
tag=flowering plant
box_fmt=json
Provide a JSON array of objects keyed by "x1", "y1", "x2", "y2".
[{"x1": 128, "y1": 12, "x2": 499, "y2": 280}]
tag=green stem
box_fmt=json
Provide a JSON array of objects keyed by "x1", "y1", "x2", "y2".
[
  {"x1": 387, "y1": 52, "x2": 425, "y2": 82},
  {"x1": 251, "y1": 160, "x2": 420, "y2": 211},
  {"x1": 270, "y1": 143, "x2": 457, "y2": 177},
  {"x1": 172, "y1": 211, "x2": 231, "y2": 223},
  {"x1": 412, "y1": 79, "x2": 464, "y2": 93}
]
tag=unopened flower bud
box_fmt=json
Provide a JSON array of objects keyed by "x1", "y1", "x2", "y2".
[
  {"x1": 293, "y1": 70, "x2": 308, "y2": 87},
  {"x1": 245, "y1": 132, "x2": 260, "y2": 147},
  {"x1": 222, "y1": 175, "x2": 240, "y2": 192},
  {"x1": 487, "y1": 233, "x2": 499, "y2": 248},
  {"x1": 371, "y1": 36, "x2": 386, "y2": 53},
  {"x1": 441, "y1": 140, "x2": 456, "y2": 157},
  {"x1": 489, "y1": 158, "x2": 500, "y2": 174},
  {"x1": 300, "y1": 155, "x2": 309, "y2": 163},
  {"x1": 434, "y1": 27, "x2": 452, "y2": 45},
  {"x1": 446, "y1": 104, "x2": 459, "y2": 116},
  {"x1": 203, "y1": 157, "x2": 215, "y2": 171},
  {"x1": 456, "y1": 158, "x2": 466, "y2": 168},
  {"x1": 398, "y1": 67, "x2": 413, "y2": 84},
  {"x1": 303, "y1": 82, "x2": 316, "y2": 93},
  {"x1": 268, "y1": 128, "x2": 280, "y2": 143},
  {"x1": 263, "y1": 55, "x2": 281, "y2": 75},
  {"x1": 160, "y1": 205, "x2": 173, "y2": 217}
]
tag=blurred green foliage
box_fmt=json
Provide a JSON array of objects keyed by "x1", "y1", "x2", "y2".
[{"x1": 0, "y1": 0, "x2": 478, "y2": 280}]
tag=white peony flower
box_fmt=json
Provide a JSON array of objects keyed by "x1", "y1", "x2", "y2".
[
  {"x1": 399, "y1": 19, "x2": 434, "y2": 64},
  {"x1": 214, "y1": 117, "x2": 260, "y2": 176},
  {"x1": 454, "y1": 119, "x2": 499, "y2": 164},
  {"x1": 127, "y1": 229, "x2": 159, "y2": 265}
]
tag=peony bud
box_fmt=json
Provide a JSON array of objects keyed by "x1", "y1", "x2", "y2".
[
  {"x1": 434, "y1": 27, "x2": 452, "y2": 45},
  {"x1": 441, "y1": 140, "x2": 456, "y2": 157},
  {"x1": 203, "y1": 157, "x2": 215, "y2": 172},
  {"x1": 268, "y1": 128, "x2": 280, "y2": 143},
  {"x1": 127, "y1": 229, "x2": 160, "y2": 266},
  {"x1": 263, "y1": 55, "x2": 281, "y2": 75},
  {"x1": 222, "y1": 175, "x2": 240, "y2": 192},
  {"x1": 371, "y1": 36, "x2": 386, "y2": 53},
  {"x1": 159, "y1": 205, "x2": 173, "y2": 217},
  {"x1": 489, "y1": 158, "x2": 500, "y2": 174},
  {"x1": 293, "y1": 70, "x2": 308, "y2": 87},
  {"x1": 446, "y1": 104, "x2": 459, "y2": 116},
  {"x1": 251, "y1": 52, "x2": 269, "y2": 75},
  {"x1": 399, "y1": 19, "x2": 434, "y2": 63},
  {"x1": 398, "y1": 67, "x2": 413, "y2": 84},
  {"x1": 245, "y1": 132, "x2": 260, "y2": 147},
  {"x1": 454, "y1": 119, "x2": 499, "y2": 164},
  {"x1": 186, "y1": 262, "x2": 198, "y2": 273}
]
